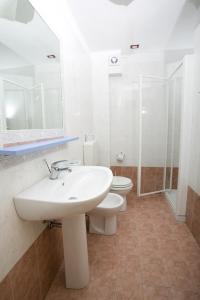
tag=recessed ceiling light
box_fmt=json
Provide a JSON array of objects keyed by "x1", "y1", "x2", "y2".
[
  {"x1": 47, "y1": 54, "x2": 56, "y2": 59},
  {"x1": 130, "y1": 44, "x2": 140, "y2": 49}
]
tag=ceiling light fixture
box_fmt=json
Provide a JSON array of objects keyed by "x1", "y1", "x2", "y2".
[
  {"x1": 130, "y1": 44, "x2": 140, "y2": 49},
  {"x1": 47, "y1": 54, "x2": 56, "y2": 59}
]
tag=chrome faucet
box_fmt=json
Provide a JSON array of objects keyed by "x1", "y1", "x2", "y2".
[{"x1": 44, "y1": 160, "x2": 72, "y2": 180}]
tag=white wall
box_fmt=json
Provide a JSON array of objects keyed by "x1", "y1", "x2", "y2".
[
  {"x1": 188, "y1": 25, "x2": 200, "y2": 195},
  {"x1": 110, "y1": 74, "x2": 138, "y2": 166},
  {"x1": 176, "y1": 54, "x2": 194, "y2": 217},
  {"x1": 0, "y1": 0, "x2": 93, "y2": 282},
  {"x1": 92, "y1": 51, "x2": 111, "y2": 167}
]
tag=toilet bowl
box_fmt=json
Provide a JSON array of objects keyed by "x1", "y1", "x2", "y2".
[
  {"x1": 88, "y1": 193, "x2": 124, "y2": 235},
  {"x1": 110, "y1": 176, "x2": 133, "y2": 211}
]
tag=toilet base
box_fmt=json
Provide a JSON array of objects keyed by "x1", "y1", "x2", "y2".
[
  {"x1": 120, "y1": 196, "x2": 127, "y2": 211},
  {"x1": 89, "y1": 215, "x2": 117, "y2": 235}
]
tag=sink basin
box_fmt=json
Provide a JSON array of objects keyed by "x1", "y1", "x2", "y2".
[
  {"x1": 14, "y1": 165, "x2": 113, "y2": 289},
  {"x1": 14, "y1": 166, "x2": 113, "y2": 221}
]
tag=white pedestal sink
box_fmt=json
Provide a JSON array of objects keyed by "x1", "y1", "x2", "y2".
[
  {"x1": 14, "y1": 166, "x2": 113, "y2": 289},
  {"x1": 62, "y1": 214, "x2": 89, "y2": 288}
]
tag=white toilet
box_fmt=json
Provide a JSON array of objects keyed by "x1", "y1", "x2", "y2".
[
  {"x1": 111, "y1": 176, "x2": 133, "y2": 211},
  {"x1": 88, "y1": 193, "x2": 124, "y2": 235}
]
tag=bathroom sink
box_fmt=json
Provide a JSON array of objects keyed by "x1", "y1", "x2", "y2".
[
  {"x1": 14, "y1": 166, "x2": 113, "y2": 221},
  {"x1": 14, "y1": 165, "x2": 113, "y2": 289}
]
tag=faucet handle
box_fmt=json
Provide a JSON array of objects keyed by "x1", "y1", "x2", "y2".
[
  {"x1": 51, "y1": 160, "x2": 70, "y2": 171},
  {"x1": 67, "y1": 160, "x2": 81, "y2": 166}
]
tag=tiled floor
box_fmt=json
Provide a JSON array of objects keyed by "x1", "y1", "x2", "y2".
[{"x1": 45, "y1": 192, "x2": 200, "y2": 300}]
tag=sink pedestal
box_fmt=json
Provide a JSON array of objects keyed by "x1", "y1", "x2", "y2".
[{"x1": 62, "y1": 214, "x2": 89, "y2": 289}]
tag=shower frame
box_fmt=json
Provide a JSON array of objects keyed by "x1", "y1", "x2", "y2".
[{"x1": 137, "y1": 62, "x2": 183, "y2": 198}]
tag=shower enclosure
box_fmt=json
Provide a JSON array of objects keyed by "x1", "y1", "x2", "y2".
[{"x1": 137, "y1": 64, "x2": 183, "y2": 214}]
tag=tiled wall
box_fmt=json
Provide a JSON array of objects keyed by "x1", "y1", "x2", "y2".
[
  {"x1": 166, "y1": 167, "x2": 179, "y2": 190},
  {"x1": 141, "y1": 167, "x2": 164, "y2": 193},
  {"x1": 0, "y1": 227, "x2": 63, "y2": 300},
  {"x1": 141, "y1": 167, "x2": 179, "y2": 194},
  {"x1": 172, "y1": 168, "x2": 179, "y2": 189},
  {"x1": 186, "y1": 186, "x2": 200, "y2": 247},
  {"x1": 110, "y1": 166, "x2": 179, "y2": 194}
]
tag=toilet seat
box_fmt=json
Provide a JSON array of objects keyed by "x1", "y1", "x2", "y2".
[
  {"x1": 110, "y1": 176, "x2": 133, "y2": 212},
  {"x1": 111, "y1": 176, "x2": 132, "y2": 188},
  {"x1": 111, "y1": 185, "x2": 133, "y2": 191}
]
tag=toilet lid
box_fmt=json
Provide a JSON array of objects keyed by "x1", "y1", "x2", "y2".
[{"x1": 112, "y1": 176, "x2": 132, "y2": 187}]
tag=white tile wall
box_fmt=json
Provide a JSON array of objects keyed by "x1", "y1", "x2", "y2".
[
  {"x1": 92, "y1": 52, "x2": 111, "y2": 166},
  {"x1": 188, "y1": 25, "x2": 200, "y2": 195},
  {"x1": 109, "y1": 75, "x2": 139, "y2": 166}
]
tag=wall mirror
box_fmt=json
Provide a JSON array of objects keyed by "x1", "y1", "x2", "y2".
[{"x1": 0, "y1": 0, "x2": 63, "y2": 131}]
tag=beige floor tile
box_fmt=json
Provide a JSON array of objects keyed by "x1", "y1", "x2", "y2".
[{"x1": 45, "y1": 193, "x2": 200, "y2": 300}]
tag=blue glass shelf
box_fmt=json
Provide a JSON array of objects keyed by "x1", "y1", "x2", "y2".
[{"x1": 0, "y1": 136, "x2": 79, "y2": 156}]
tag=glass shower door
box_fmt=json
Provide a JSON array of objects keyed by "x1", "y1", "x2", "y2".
[
  {"x1": 165, "y1": 76, "x2": 182, "y2": 209},
  {"x1": 165, "y1": 79, "x2": 174, "y2": 190},
  {"x1": 138, "y1": 76, "x2": 168, "y2": 196}
]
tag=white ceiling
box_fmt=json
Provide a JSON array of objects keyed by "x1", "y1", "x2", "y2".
[
  {"x1": 167, "y1": 0, "x2": 200, "y2": 49},
  {"x1": 66, "y1": 0, "x2": 200, "y2": 54}
]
